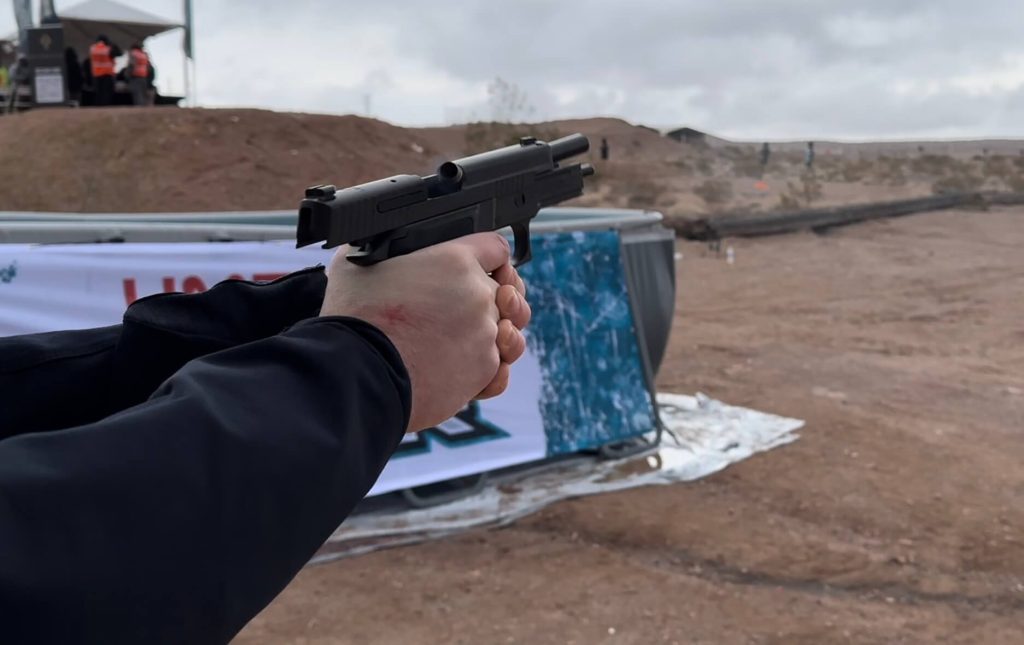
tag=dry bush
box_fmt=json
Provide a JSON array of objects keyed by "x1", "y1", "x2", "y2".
[
  {"x1": 462, "y1": 77, "x2": 559, "y2": 153},
  {"x1": 911, "y1": 154, "x2": 956, "y2": 177},
  {"x1": 656, "y1": 195, "x2": 680, "y2": 210},
  {"x1": 731, "y1": 156, "x2": 764, "y2": 179},
  {"x1": 1006, "y1": 174, "x2": 1024, "y2": 192},
  {"x1": 776, "y1": 172, "x2": 822, "y2": 210},
  {"x1": 625, "y1": 179, "x2": 663, "y2": 209},
  {"x1": 869, "y1": 155, "x2": 909, "y2": 186},
  {"x1": 593, "y1": 162, "x2": 668, "y2": 209},
  {"x1": 932, "y1": 171, "x2": 984, "y2": 194},
  {"x1": 777, "y1": 186, "x2": 802, "y2": 210},
  {"x1": 801, "y1": 171, "x2": 824, "y2": 202},
  {"x1": 839, "y1": 159, "x2": 872, "y2": 183},
  {"x1": 883, "y1": 165, "x2": 908, "y2": 186},
  {"x1": 693, "y1": 178, "x2": 733, "y2": 206},
  {"x1": 721, "y1": 145, "x2": 753, "y2": 161},
  {"x1": 976, "y1": 155, "x2": 1024, "y2": 191},
  {"x1": 814, "y1": 157, "x2": 843, "y2": 182}
]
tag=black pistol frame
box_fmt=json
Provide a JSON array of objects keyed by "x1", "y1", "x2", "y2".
[{"x1": 296, "y1": 134, "x2": 594, "y2": 266}]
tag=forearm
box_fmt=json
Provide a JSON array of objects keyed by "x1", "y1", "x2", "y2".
[
  {"x1": 0, "y1": 325, "x2": 121, "y2": 438},
  {"x1": 0, "y1": 317, "x2": 409, "y2": 644},
  {"x1": 0, "y1": 268, "x2": 327, "y2": 438}
]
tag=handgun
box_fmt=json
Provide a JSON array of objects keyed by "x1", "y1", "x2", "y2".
[{"x1": 296, "y1": 134, "x2": 594, "y2": 266}]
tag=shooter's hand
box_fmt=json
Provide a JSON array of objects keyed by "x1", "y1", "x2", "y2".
[{"x1": 320, "y1": 233, "x2": 530, "y2": 432}]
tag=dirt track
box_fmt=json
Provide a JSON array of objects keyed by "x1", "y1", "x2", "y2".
[{"x1": 236, "y1": 207, "x2": 1024, "y2": 644}]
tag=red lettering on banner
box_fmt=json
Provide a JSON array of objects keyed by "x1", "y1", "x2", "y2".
[
  {"x1": 121, "y1": 271, "x2": 290, "y2": 305},
  {"x1": 252, "y1": 272, "x2": 286, "y2": 283},
  {"x1": 182, "y1": 276, "x2": 207, "y2": 293},
  {"x1": 123, "y1": 279, "x2": 139, "y2": 305}
]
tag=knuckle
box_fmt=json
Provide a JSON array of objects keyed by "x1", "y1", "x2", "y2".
[
  {"x1": 436, "y1": 243, "x2": 473, "y2": 272},
  {"x1": 450, "y1": 247, "x2": 475, "y2": 272},
  {"x1": 510, "y1": 331, "x2": 527, "y2": 361},
  {"x1": 487, "y1": 344, "x2": 501, "y2": 371},
  {"x1": 484, "y1": 319, "x2": 500, "y2": 344},
  {"x1": 496, "y1": 320, "x2": 515, "y2": 351},
  {"x1": 519, "y1": 299, "x2": 533, "y2": 328},
  {"x1": 497, "y1": 284, "x2": 518, "y2": 314},
  {"x1": 487, "y1": 232, "x2": 511, "y2": 255}
]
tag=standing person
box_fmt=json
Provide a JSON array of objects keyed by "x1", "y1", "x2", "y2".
[
  {"x1": 805, "y1": 141, "x2": 815, "y2": 168},
  {"x1": 127, "y1": 42, "x2": 151, "y2": 106},
  {"x1": 760, "y1": 142, "x2": 771, "y2": 166},
  {"x1": 600, "y1": 137, "x2": 610, "y2": 160},
  {"x1": 89, "y1": 35, "x2": 121, "y2": 106}
]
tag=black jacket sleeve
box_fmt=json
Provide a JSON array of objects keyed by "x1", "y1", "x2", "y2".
[
  {"x1": 0, "y1": 268, "x2": 410, "y2": 643},
  {"x1": 0, "y1": 267, "x2": 327, "y2": 439},
  {"x1": 0, "y1": 316, "x2": 411, "y2": 645}
]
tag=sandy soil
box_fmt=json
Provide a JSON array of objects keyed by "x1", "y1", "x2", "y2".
[{"x1": 235, "y1": 206, "x2": 1024, "y2": 644}]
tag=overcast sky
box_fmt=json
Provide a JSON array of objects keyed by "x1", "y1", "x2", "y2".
[{"x1": 5, "y1": 0, "x2": 1024, "y2": 140}]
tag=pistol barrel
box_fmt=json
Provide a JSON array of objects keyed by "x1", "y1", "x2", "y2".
[{"x1": 549, "y1": 134, "x2": 590, "y2": 162}]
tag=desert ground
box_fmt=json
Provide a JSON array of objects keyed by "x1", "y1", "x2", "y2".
[
  {"x1": 236, "y1": 206, "x2": 1023, "y2": 644},
  {"x1": 2, "y1": 109, "x2": 1022, "y2": 643}
]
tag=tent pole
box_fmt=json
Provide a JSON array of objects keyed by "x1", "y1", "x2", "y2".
[{"x1": 182, "y1": 53, "x2": 190, "y2": 107}]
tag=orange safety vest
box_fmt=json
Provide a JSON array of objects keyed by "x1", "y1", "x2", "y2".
[
  {"x1": 130, "y1": 49, "x2": 149, "y2": 78},
  {"x1": 90, "y1": 42, "x2": 114, "y2": 77}
]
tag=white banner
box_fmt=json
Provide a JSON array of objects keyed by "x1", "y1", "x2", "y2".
[{"x1": 0, "y1": 241, "x2": 546, "y2": 496}]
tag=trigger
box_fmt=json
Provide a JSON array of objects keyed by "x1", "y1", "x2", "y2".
[{"x1": 511, "y1": 223, "x2": 532, "y2": 267}]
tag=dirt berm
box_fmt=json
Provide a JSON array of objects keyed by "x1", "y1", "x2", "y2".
[{"x1": 5, "y1": 107, "x2": 1021, "y2": 218}]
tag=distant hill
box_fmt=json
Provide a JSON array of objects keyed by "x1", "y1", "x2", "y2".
[{"x1": 1, "y1": 108, "x2": 1022, "y2": 219}]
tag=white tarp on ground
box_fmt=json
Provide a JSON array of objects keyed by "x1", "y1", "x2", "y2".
[{"x1": 312, "y1": 392, "x2": 804, "y2": 563}]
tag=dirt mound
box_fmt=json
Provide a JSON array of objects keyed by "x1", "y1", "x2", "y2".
[
  {"x1": 0, "y1": 108, "x2": 439, "y2": 212},
  {"x1": 2, "y1": 107, "x2": 1023, "y2": 220}
]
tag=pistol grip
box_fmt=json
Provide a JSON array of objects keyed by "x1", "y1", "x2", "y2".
[{"x1": 511, "y1": 222, "x2": 532, "y2": 267}]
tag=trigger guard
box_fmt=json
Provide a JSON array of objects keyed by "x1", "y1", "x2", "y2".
[{"x1": 511, "y1": 224, "x2": 532, "y2": 267}]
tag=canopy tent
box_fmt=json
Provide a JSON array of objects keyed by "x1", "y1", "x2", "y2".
[
  {"x1": 4, "y1": 0, "x2": 182, "y2": 54},
  {"x1": 53, "y1": 0, "x2": 182, "y2": 54}
]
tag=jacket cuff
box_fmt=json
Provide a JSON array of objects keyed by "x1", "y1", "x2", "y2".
[{"x1": 290, "y1": 316, "x2": 412, "y2": 433}]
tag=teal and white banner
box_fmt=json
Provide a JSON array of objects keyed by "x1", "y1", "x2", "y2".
[{"x1": 0, "y1": 232, "x2": 655, "y2": 495}]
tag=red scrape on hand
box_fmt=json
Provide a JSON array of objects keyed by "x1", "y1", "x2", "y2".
[{"x1": 381, "y1": 304, "x2": 411, "y2": 326}]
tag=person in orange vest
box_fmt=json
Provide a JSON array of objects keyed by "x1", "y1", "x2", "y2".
[
  {"x1": 127, "y1": 42, "x2": 152, "y2": 106},
  {"x1": 88, "y1": 35, "x2": 122, "y2": 106}
]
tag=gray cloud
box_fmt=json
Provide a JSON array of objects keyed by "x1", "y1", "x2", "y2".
[{"x1": 4, "y1": 1, "x2": 1024, "y2": 139}]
